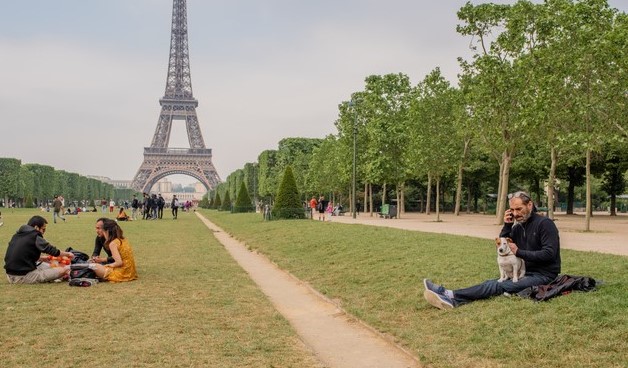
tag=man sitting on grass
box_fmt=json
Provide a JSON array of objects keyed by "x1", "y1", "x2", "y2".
[
  {"x1": 4, "y1": 215, "x2": 74, "y2": 284},
  {"x1": 423, "y1": 191, "x2": 561, "y2": 309}
]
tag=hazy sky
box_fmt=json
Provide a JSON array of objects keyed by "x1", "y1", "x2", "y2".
[{"x1": 1, "y1": 0, "x2": 626, "y2": 185}]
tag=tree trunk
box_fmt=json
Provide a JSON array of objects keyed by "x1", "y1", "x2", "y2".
[
  {"x1": 547, "y1": 146, "x2": 557, "y2": 220},
  {"x1": 426, "y1": 174, "x2": 432, "y2": 215},
  {"x1": 364, "y1": 182, "x2": 368, "y2": 215},
  {"x1": 381, "y1": 183, "x2": 387, "y2": 211},
  {"x1": 585, "y1": 149, "x2": 591, "y2": 231},
  {"x1": 436, "y1": 177, "x2": 441, "y2": 222},
  {"x1": 400, "y1": 183, "x2": 405, "y2": 215},
  {"x1": 369, "y1": 183, "x2": 374, "y2": 217},
  {"x1": 496, "y1": 158, "x2": 505, "y2": 222},
  {"x1": 610, "y1": 194, "x2": 617, "y2": 216},
  {"x1": 397, "y1": 183, "x2": 402, "y2": 218},
  {"x1": 466, "y1": 185, "x2": 472, "y2": 214},
  {"x1": 454, "y1": 139, "x2": 469, "y2": 216},
  {"x1": 496, "y1": 150, "x2": 512, "y2": 225},
  {"x1": 567, "y1": 177, "x2": 575, "y2": 215}
]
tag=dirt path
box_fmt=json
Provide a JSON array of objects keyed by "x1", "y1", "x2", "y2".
[
  {"x1": 196, "y1": 213, "x2": 418, "y2": 368},
  {"x1": 329, "y1": 211, "x2": 628, "y2": 256}
]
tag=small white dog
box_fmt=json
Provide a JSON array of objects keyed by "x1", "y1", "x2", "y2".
[{"x1": 496, "y1": 237, "x2": 525, "y2": 283}]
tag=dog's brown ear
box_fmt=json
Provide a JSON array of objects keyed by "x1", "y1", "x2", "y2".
[{"x1": 494, "y1": 238, "x2": 501, "y2": 246}]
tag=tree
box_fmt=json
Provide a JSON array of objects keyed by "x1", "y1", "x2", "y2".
[
  {"x1": 601, "y1": 147, "x2": 628, "y2": 215},
  {"x1": 0, "y1": 158, "x2": 21, "y2": 206},
  {"x1": 408, "y1": 68, "x2": 459, "y2": 221},
  {"x1": 272, "y1": 166, "x2": 305, "y2": 219},
  {"x1": 258, "y1": 150, "x2": 279, "y2": 202},
  {"x1": 214, "y1": 192, "x2": 222, "y2": 209},
  {"x1": 220, "y1": 190, "x2": 231, "y2": 211},
  {"x1": 362, "y1": 73, "x2": 413, "y2": 218},
  {"x1": 233, "y1": 181, "x2": 254, "y2": 213},
  {"x1": 457, "y1": 1, "x2": 544, "y2": 224},
  {"x1": 199, "y1": 193, "x2": 210, "y2": 209}
]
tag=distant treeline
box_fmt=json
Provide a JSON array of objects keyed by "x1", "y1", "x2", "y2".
[{"x1": 0, "y1": 158, "x2": 135, "y2": 208}]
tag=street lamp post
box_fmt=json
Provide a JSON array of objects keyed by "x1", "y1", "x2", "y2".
[{"x1": 350, "y1": 100, "x2": 358, "y2": 219}]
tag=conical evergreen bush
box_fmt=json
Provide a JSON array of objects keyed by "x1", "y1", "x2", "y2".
[
  {"x1": 233, "y1": 182, "x2": 254, "y2": 213},
  {"x1": 272, "y1": 166, "x2": 305, "y2": 219},
  {"x1": 214, "y1": 192, "x2": 222, "y2": 210},
  {"x1": 220, "y1": 190, "x2": 231, "y2": 211}
]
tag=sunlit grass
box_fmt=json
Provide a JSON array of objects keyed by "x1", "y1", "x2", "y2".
[
  {"x1": 202, "y1": 209, "x2": 628, "y2": 368},
  {"x1": 0, "y1": 209, "x2": 321, "y2": 368}
]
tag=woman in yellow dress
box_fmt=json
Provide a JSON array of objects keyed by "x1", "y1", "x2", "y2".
[{"x1": 91, "y1": 220, "x2": 138, "y2": 282}]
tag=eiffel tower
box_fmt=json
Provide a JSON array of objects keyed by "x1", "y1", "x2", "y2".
[{"x1": 131, "y1": 0, "x2": 220, "y2": 193}]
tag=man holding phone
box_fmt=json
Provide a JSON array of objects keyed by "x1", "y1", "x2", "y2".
[{"x1": 423, "y1": 191, "x2": 561, "y2": 309}]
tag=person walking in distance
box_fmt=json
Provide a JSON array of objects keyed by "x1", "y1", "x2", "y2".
[
  {"x1": 171, "y1": 195, "x2": 179, "y2": 220},
  {"x1": 317, "y1": 195, "x2": 329, "y2": 221},
  {"x1": 157, "y1": 194, "x2": 165, "y2": 219},
  {"x1": 52, "y1": 195, "x2": 66, "y2": 224},
  {"x1": 130, "y1": 194, "x2": 139, "y2": 221},
  {"x1": 309, "y1": 196, "x2": 318, "y2": 220}
]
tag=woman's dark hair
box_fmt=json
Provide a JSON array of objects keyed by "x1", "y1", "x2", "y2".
[{"x1": 102, "y1": 219, "x2": 124, "y2": 245}]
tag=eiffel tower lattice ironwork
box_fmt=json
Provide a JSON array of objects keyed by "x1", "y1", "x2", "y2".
[{"x1": 131, "y1": 0, "x2": 220, "y2": 193}]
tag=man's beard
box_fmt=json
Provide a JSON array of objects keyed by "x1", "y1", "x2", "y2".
[{"x1": 518, "y1": 211, "x2": 532, "y2": 223}]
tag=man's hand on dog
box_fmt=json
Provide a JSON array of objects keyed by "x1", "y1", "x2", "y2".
[
  {"x1": 495, "y1": 237, "x2": 518, "y2": 255},
  {"x1": 507, "y1": 239, "x2": 518, "y2": 255}
]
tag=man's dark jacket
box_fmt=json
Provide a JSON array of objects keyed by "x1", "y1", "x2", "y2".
[
  {"x1": 499, "y1": 211, "x2": 561, "y2": 278},
  {"x1": 92, "y1": 236, "x2": 114, "y2": 263},
  {"x1": 4, "y1": 225, "x2": 62, "y2": 275}
]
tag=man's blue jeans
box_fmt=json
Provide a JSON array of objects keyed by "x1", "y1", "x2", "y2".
[
  {"x1": 453, "y1": 273, "x2": 555, "y2": 306},
  {"x1": 53, "y1": 210, "x2": 64, "y2": 223}
]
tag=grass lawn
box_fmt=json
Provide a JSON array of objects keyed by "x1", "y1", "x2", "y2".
[
  {"x1": 201, "y1": 209, "x2": 628, "y2": 368},
  {"x1": 0, "y1": 209, "x2": 322, "y2": 368}
]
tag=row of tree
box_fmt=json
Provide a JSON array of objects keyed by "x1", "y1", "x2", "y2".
[
  {"x1": 209, "y1": 0, "x2": 627, "y2": 230},
  {"x1": 0, "y1": 158, "x2": 125, "y2": 209}
]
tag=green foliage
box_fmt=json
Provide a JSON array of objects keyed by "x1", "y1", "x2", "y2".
[
  {"x1": 233, "y1": 181, "x2": 254, "y2": 213},
  {"x1": 0, "y1": 157, "x2": 21, "y2": 203},
  {"x1": 213, "y1": 191, "x2": 222, "y2": 209},
  {"x1": 272, "y1": 166, "x2": 305, "y2": 219},
  {"x1": 198, "y1": 193, "x2": 211, "y2": 209},
  {"x1": 258, "y1": 150, "x2": 279, "y2": 200},
  {"x1": 220, "y1": 190, "x2": 231, "y2": 211},
  {"x1": 208, "y1": 192, "x2": 215, "y2": 208}
]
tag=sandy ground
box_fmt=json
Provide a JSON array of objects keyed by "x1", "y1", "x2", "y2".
[{"x1": 328, "y1": 211, "x2": 628, "y2": 256}]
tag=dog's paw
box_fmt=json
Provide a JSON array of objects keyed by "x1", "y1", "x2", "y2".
[
  {"x1": 512, "y1": 278, "x2": 519, "y2": 283},
  {"x1": 497, "y1": 278, "x2": 505, "y2": 283}
]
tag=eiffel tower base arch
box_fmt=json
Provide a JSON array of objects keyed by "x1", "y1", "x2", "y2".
[{"x1": 131, "y1": 148, "x2": 220, "y2": 193}]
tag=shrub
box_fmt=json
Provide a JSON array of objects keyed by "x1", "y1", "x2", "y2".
[
  {"x1": 233, "y1": 182, "x2": 254, "y2": 213},
  {"x1": 214, "y1": 192, "x2": 222, "y2": 210},
  {"x1": 198, "y1": 193, "x2": 210, "y2": 209},
  {"x1": 272, "y1": 166, "x2": 305, "y2": 219},
  {"x1": 220, "y1": 191, "x2": 231, "y2": 211}
]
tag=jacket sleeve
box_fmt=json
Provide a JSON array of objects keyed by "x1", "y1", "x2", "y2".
[
  {"x1": 499, "y1": 223, "x2": 513, "y2": 238},
  {"x1": 92, "y1": 236, "x2": 104, "y2": 257},
  {"x1": 35, "y1": 236, "x2": 61, "y2": 257},
  {"x1": 516, "y1": 219, "x2": 559, "y2": 263}
]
